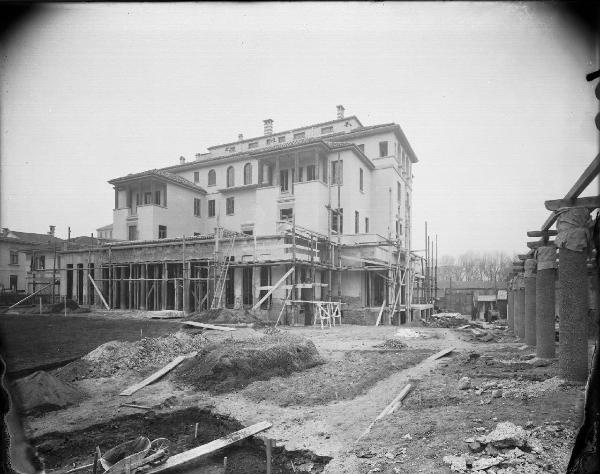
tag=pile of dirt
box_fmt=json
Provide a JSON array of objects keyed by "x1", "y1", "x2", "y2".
[
  {"x1": 11, "y1": 370, "x2": 86, "y2": 415},
  {"x1": 374, "y1": 339, "x2": 407, "y2": 350},
  {"x1": 423, "y1": 312, "x2": 468, "y2": 328},
  {"x1": 173, "y1": 332, "x2": 323, "y2": 393},
  {"x1": 55, "y1": 331, "x2": 206, "y2": 382},
  {"x1": 188, "y1": 308, "x2": 261, "y2": 325}
]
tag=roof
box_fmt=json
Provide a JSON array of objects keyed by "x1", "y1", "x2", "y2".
[
  {"x1": 96, "y1": 224, "x2": 113, "y2": 231},
  {"x1": 207, "y1": 115, "x2": 364, "y2": 151},
  {"x1": 109, "y1": 169, "x2": 206, "y2": 194},
  {"x1": 161, "y1": 137, "x2": 374, "y2": 172},
  {"x1": 7, "y1": 231, "x2": 65, "y2": 246}
]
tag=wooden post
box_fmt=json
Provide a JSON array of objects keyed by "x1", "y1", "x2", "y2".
[
  {"x1": 162, "y1": 263, "x2": 168, "y2": 310},
  {"x1": 120, "y1": 266, "x2": 127, "y2": 310},
  {"x1": 140, "y1": 263, "x2": 147, "y2": 311},
  {"x1": 183, "y1": 236, "x2": 191, "y2": 315},
  {"x1": 128, "y1": 264, "x2": 133, "y2": 309},
  {"x1": 266, "y1": 438, "x2": 273, "y2": 474}
]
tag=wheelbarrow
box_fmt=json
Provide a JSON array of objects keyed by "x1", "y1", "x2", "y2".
[{"x1": 99, "y1": 437, "x2": 170, "y2": 474}]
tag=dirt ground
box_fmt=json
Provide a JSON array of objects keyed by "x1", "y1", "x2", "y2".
[{"x1": 3, "y1": 311, "x2": 590, "y2": 473}]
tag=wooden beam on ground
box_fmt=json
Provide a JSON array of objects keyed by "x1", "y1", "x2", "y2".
[
  {"x1": 358, "y1": 384, "x2": 412, "y2": 440},
  {"x1": 119, "y1": 353, "x2": 196, "y2": 396},
  {"x1": 120, "y1": 403, "x2": 152, "y2": 410},
  {"x1": 88, "y1": 274, "x2": 110, "y2": 310},
  {"x1": 544, "y1": 195, "x2": 600, "y2": 212},
  {"x1": 527, "y1": 230, "x2": 558, "y2": 238},
  {"x1": 146, "y1": 421, "x2": 272, "y2": 473},
  {"x1": 428, "y1": 347, "x2": 455, "y2": 360},
  {"x1": 252, "y1": 267, "x2": 294, "y2": 310},
  {"x1": 542, "y1": 153, "x2": 600, "y2": 231},
  {"x1": 182, "y1": 321, "x2": 236, "y2": 332}
]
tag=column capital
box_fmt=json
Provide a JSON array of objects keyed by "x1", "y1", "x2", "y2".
[
  {"x1": 524, "y1": 259, "x2": 537, "y2": 277},
  {"x1": 555, "y1": 207, "x2": 591, "y2": 252}
]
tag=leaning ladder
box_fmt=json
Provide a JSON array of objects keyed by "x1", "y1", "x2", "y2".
[{"x1": 211, "y1": 234, "x2": 236, "y2": 309}]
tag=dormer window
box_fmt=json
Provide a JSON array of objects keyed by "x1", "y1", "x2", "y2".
[
  {"x1": 293, "y1": 132, "x2": 305, "y2": 140},
  {"x1": 266, "y1": 138, "x2": 275, "y2": 145},
  {"x1": 225, "y1": 145, "x2": 236, "y2": 153},
  {"x1": 248, "y1": 141, "x2": 259, "y2": 149},
  {"x1": 278, "y1": 136, "x2": 286, "y2": 143},
  {"x1": 321, "y1": 126, "x2": 333, "y2": 134}
]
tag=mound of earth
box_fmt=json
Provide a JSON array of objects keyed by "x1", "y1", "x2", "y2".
[
  {"x1": 173, "y1": 333, "x2": 323, "y2": 392},
  {"x1": 187, "y1": 308, "x2": 261, "y2": 325},
  {"x1": 11, "y1": 371, "x2": 86, "y2": 415},
  {"x1": 55, "y1": 331, "x2": 206, "y2": 382}
]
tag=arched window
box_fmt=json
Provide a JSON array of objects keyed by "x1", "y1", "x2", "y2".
[
  {"x1": 243, "y1": 163, "x2": 252, "y2": 185},
  {"x1": 208, "y1": 169, "x2": 216, "y2": 186},
  {"x1": 226, "y1": 166, "x2": 235, "y2": 188}
]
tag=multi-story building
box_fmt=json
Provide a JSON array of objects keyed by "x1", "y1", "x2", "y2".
[{"x1": 59, "y1": 106, "x2": 423, "y2": 324}]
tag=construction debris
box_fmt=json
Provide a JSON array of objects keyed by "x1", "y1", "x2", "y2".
[
  {"x1": 187, "y1": 308, "x2": 261, "y2": 325},
  {"x1": 11, "y1": 371, "x2": 86, "y2": 414},
  {"x1": 423, "y1": 312, "x2": 468, "y2": 328}
]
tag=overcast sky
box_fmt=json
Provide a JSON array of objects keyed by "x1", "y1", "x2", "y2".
[{"x1": 1, "y1": 2, "x2": 597, "y2": 258}]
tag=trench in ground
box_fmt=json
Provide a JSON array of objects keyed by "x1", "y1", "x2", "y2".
[{"x1": 31, "y1": 407, "x2": 331, "y2": 473}]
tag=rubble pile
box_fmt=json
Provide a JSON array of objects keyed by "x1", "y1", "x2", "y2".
[
  {"x1": 374, "y1": 338, "x2": 407, "y2": 350},
  {"x1": 442, "y1": 421, "x2": 568, "y2": 473},
  {"x1": 55, "y1": 331, "x2": 207, "y2": 381},
  {"x1": 456, "y1": 375, "x2": 565, "y2": 402},
  {"x1": 422, "y1": 312, "x2": 468, "y2": 328}
]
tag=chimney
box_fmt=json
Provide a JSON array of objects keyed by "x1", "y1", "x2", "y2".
[
  {"x1": 48, "y1": 225, "x2": 55, "y2": 236},
  {"x1": 179, "y1": 156, "x2": 186, "y2": 164},
  {"x1": 336, "y1": 105, "x2": 345, "y2": 119},
  {"x1": 263, "y1": 119, "x2": 273, "y2": 136},
  {"x1": 238, "y1": 133, "x2": 244, "y2": 141}
]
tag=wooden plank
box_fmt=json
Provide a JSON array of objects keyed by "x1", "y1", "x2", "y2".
[
  {"x1": 542, "y1": 153, "x2": 600, "y2": 231},
  {"x1": 375, "y1": 300, "x2": 386, "y2": 326},
  {"x1": 65, "y1": 463, "x2": 94, "y2": 473},
  {"x1": 182, "y1": 321, "x2": 236, "y2": 331},
  {"x1": 146, "y1": 421, "x2": 272, "y2": 473},
  {"x1": 252, "y1": 267, "x2": 294, "y2": 310},
  {"x1": 545, "y1": 195, "x2": 600, "y2": 212},
  {"x1": 119, "y1": 353, "x2": 196, "y2": 396},
  {"x1": 88, "y1": 274, "x2": 110, "y2": 310},
  {"x1": 527, "y1": 230, "x2": 558, "y2": 238},
  {"x1": 428, "y1": 347, "x2": 455, "y2": 360},
  {"x1": 358, "y1": 384, "x2": 412, "y2": 440},
  {"x1": 120, "y1": 403, "x2": 152, "y2": 410},
  {"x1": 386, "y1": 383, "x2": 413, "y2": 415}
]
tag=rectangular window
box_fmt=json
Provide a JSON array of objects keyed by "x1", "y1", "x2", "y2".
[
  {"x1": 355, "y1": 211, "x2": 359, "y2": 234},
  {"x1": 331, "y1": 160, "x2": 343, "y2": 185},
  {"x1": 321, "y1": 126, "x2": 333, "y2": 134},
  {"x1": 136, "y1": 193, "x2": 141, "y2": 206},
  {"x1": 365, "y1": 217, "x2": 369, "y2": 233},
  {"x1": 9, "y1": 275, "x2": 17, "y2": 291},
  {"x1": 248, "y1": 141, "x2": 259, "y2": 149},
  {"x1": 128, "y1": 225, "x2": 137, "y2": 241},
  {"x1": 306, "y1": 165, "x2": 316, "y2": 181},
  {"x1": 158, "y1": 225, "x2": 167, "y2": 239},
  {"x1": 379, "y1": 141, "x2": 388, "y2": 157},
  {"x1": 242, "y1": 229, "x2": 254, "y2": 236},
  {"x1": 155, "y1": 190, "x2": 161, "y2": 205},
  {"x1": 226, "y1": 197, "x2": 235, "y2": 215},
  {"x1": 194, "y1": 198, "x2": 201, "y2": 217},
  {"x1": 360, "y1": 168, "x2": 364, "y2": 192},
  {"x1": 36, "y1": 255, "x2": 46, "y2": 270},
  {"x1": 194, "y1": 171, "x2": 199, "y2": 183},
  {"x1": 278, "y1": 136, "x2": 286, "y2": 143},
  {"x1": 293, "y1": 131, "x2": 305, "y2": 140},
  {"x1": 266, "y1": 138, "x2": 275, "y2": 145},
  {"x1": 208, "y1": 199, "x2": 216, "y2": 217},
  {"x1": 280, "y1": 170, "x2": 289, "y2": 192},
  {"x1": 358, "y1": 144, "x2": 365, "y2": 153},
  {"x1": 331, "y1": 208, "x2": 343, "y2": 234},
  {"x1": 9, "y1": 250, "x2": 18, "y2": 265},
  {"x1": 225, "y1": 145, "x2": 236, "y2": 153},
  {"x1": 144, "y1": 192, "x2": 152, "y2": 204},
  {"x1": 280, "y1": 208, "x2": 293, "y2": 220},
  {"x1": 397, "y1": 182, "x2": 402, "y2": 207}
]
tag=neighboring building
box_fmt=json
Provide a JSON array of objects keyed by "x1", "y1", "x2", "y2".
[
  {"x1": 59, "y1": 106, "x2": 421, "y2": 324},
  {"x1": 0, "y1": 227, "x2": 63, "y2": 299},
  {"x1": 438, "y1": 280, "x2": 507, "y2": 319},
  {"x1": 96, "y1": 224, "x2": 114, "y2": 240}
]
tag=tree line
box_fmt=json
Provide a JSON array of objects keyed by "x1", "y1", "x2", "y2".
[{"x1": 437, "y1": 251, "x2": 515, "y2": 284}]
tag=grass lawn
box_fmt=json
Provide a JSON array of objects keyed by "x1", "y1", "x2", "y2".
[{"x1": 0, "y1": 314, "x2": 180, "y2": 375}]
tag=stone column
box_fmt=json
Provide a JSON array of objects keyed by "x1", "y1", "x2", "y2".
[
  {"x1": 514, "y1": 273, "x2": 525, "y2": 339},
  {"x1": 524, "y1": 259, "x2": 537, "y2": 346},
  {"x1": 536, "y1": 245, "x2": 557, "y2": 358},
  {"x1": 507, "y1": 277, "x2": 515, "y2": 333},
  {"x1": 556, "y1": 208, "x2": 590, "y2": 381}
]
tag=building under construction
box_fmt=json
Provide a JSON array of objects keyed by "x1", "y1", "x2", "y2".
[{"x1": 58, "y1": 106, "x2": 432, "y2": 324}]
